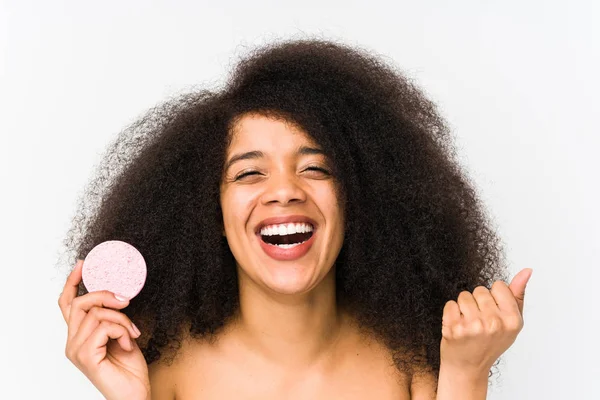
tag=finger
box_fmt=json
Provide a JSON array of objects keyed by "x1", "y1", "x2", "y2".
[
  {"x1": 442, "y1": 300, "x2": 461, "y2": 339},
  {"x1": 68, "y1": 291, "x2": 130, "y2": 340},
  {"x1": 472, "y1": 286, "x2": 498, "y2": 313},
  {"x1": 508, "y1": 268, "x2": 533, "y2": 315},
  {"x1": 93, "y1": 321, "x2": 133, "y2": 352},
  {"x1": 58, "y1": 259, "x2": 84, "y2": 323},
  {"x1": 491, "y1": 280, "x2": 521, "y2": 315},
  {"x1": 457, "y1": 291, "x2": 480, "y2": 320},
  {"x1": 69, "y1": 306, "x2": 140, "y2": 351},
  {"x1": 442, "y1": 300, "x2": 461, "y2": 326},
  {"x1": 78, "y1": 322, "x2": 133, "y2": 367}
]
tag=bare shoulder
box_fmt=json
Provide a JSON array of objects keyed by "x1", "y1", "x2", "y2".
[
  {"x1": 147, "y1": 327, "x2": 199, "y2": 400},
  {"x1": 333, "y1": 319, "x2": 412, "y2": 398},
  {"x1": 148, "y1": 356, "x2": 177, "y2": 400},
  {"x1": 148, "y1": 326, "x2": 228, "y2": 399},
  {"x1": 343, "y1": 320, "x2": 437, "y2": 400},
  {"x1": 408, "y1": 367, "x2": 438, "y2": 400},
  {"x1": 146, "y1": 316, "x2": 423, "y2": 400}
]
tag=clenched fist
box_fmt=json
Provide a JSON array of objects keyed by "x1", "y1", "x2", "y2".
[{"x1": 440, "y1": 268, "x2": 533, "y2": 375}]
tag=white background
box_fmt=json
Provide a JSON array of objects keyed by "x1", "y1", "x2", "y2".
[{"x1": 1, "y1": 0, "x2": 599, "y2": 398}]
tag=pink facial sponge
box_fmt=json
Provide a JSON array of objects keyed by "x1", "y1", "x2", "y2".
[{"x1": 82, "y1": 240, "x2": 147, "y2": 301}]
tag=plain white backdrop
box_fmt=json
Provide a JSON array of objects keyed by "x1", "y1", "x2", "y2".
[{"x1": 1, "y1": 0, "x2": 598, "y2": 398}]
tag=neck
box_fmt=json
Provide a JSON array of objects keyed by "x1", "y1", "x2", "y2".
[{"x1": 231, "y1": 266, "x2": 345, "y2": 369}]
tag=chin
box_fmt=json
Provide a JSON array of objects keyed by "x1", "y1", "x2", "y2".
[{"x1": 262, "y1": 269, "x2": 319, "y2": 296}]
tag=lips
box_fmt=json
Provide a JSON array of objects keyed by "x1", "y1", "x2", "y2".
[
  {"x1": 254, "y1": 215, "x2": 318, "y2": 261},
  {"x1": 257, "y1": 229, "x2": 316, "y2": 261}
]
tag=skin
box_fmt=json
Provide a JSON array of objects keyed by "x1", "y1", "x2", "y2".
[
  {"x1": 58, "y1": 260, "x2": 150, "y2": 399},
  {"x1": 58, "y1": 114, "x2": 532, "y2": 399},
  {"x1": 218, "y1": 113, "x2": 347, "y2": 369}
]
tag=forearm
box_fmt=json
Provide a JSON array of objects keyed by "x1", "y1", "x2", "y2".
[{"x1": 435, "y1": 365, "x2": 489, "y2": 400}]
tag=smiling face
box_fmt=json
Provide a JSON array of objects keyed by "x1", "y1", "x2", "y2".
[{"x1": 220, "y1": 113, "x2": 345, "y2": 296}]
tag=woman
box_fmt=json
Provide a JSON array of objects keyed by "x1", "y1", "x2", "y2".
[{"x1": 58, "y1": 39, "x2": 532, "y2": 399}]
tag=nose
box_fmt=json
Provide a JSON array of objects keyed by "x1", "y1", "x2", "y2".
[{"x1": 260, "y1": 171, "x2": 307, "y2": 206}]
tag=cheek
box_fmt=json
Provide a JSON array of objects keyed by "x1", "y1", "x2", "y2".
[
  {"x1": 221, "y1": 188, "x2": 260, "y2": 230},
  {"x1": 315, "y1": 185, "x2": 343, "y2": 222}
]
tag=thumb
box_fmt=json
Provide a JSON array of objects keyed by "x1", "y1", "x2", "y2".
[{"x1": 508, "y1": 268, "x2": 533, "y2": 315}]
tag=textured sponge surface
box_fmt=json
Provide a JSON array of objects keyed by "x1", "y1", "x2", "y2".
[{"x1": 82, "y1": 240, "x2": 147, "y2": 300}]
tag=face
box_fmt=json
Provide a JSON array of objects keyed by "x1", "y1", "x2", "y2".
[{"x1": 220, "y1": 113, "x2": 345, "y2": 296}]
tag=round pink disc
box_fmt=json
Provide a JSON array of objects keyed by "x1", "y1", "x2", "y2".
[{"x1": 82, "y1": 240, "x2": 147, "y2": 301}]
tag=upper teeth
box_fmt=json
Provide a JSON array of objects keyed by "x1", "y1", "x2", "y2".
[{"x1": 260, "y1": 223, "x2": 314, "y2": 236}]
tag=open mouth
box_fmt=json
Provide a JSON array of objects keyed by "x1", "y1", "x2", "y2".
[
  {"x1": 255, "y1": 220, "x2": 317, "y2": 260},
  {"x1": 258, "y1": 223, "x2": 314, "y2": 248},
  {"x1": 262, "y1": 231, "x2": 314, "y2": 247}
]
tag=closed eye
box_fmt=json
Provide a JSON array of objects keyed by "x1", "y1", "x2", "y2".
[
  {"x1": 304, "y1": 166, "x2": 330, "y2": 176},
  {"x1": 234, "y1": 170, "x2": 261, "y2": 180},
  {"x1": 234, "y1": 167, "x2": 330, "y2": 181}
]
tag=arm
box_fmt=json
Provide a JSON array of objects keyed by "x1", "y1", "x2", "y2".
[
  {"x1": 435, "y1": 365, "x2": 488, "y2": 400},
  {"x1": 409, "y1": 366, "x2": 488, "y2": 400},
  {"x1": 431, "y1": 268, "x2": 533, "y2": 400}
]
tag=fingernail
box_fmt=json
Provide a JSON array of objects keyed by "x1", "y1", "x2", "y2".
[
  {"x1": 114, "y1": 294, "x2": 128, "y2": 302},
  {"x1": 69, "y1": 263, "x2": 79, "y2": 276},
  {"x1": 132, "y1": 322, "x2": 141, "y2": 337}
]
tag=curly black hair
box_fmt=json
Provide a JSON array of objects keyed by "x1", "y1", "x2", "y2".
[{"x1": 60, "y1": 38, "x2": 508, "y2": 386}]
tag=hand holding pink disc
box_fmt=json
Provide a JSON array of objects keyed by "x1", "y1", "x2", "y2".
[{"x1": 82, "y1": 240, "x2": 147, "y2": 301}]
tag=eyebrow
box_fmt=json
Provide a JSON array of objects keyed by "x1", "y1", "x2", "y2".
[{"x1": 224, "y1": 146, "x2": 326, "y2": 171}]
